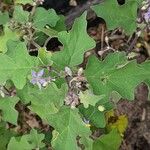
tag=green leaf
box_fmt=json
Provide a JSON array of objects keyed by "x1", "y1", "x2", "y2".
[
  {"x1": 46, "y1": 106, "x2": 92, "y2": 150},
  {"x1": 85, "y1": 52, "x2": 148, "y2": 100},
  {"x1": 92, "y1": 0, "x2": 139, "y2": 34},
  {"x1": 17, "y1": 83, "x2": 67, "y2": 119},
  {"x1": 25, "y1": 129, "x2": 45, "y2": 149},
  {"x1": 52, "y1": 15, "x2": 66, "y2": 32},
  {"x1": 8, "y1": 136, "x2": 33, "y2": 150},
  {"x1": 0, "y1": 12, "x2": 9, "y2": 25},
  {"x1": 33, "y1": 7, "x2": 60, "y2": 29},
  {"x1": 0, "y1": 41, "x2": 39, "y2": 89},
  {"x1": 79, "y1": 105, "x2": 106, "y2": 128},
  {"x1": 34, "y1": 32, "x2": 48, "y2": 46},
  {"x1": 0, "y1": 26, "x2": 19, "y2": 53},
  {"x1": 92, "y1": 129, "x2": 122, "y2": 150},
  {"x1": 38, "y1": 47, "x2": 53, "y2": 66},
  {"x1": 79, "y1": 90, "x2": 105, "y2": 108},
  {"x1": 0, "y1": 97, "x2": 19, "y2": 125},
  {"x1": 79, "y1": 91, "x2": 116, "y2": 128},
  {"x1": 14, "y1": 0, "x2": 33, "y2": 5},
  {"x1": 13, "y1": 6, "x2": 29, "y2": 23},
  {"x1": 8, "y1": 129, "x2": 45, "y2": 150},
  {"x1": 52, "y1": 12, "x2": 95, "y2": 70},
  {"x1": 80, "y1": 136, "x2": 93, "y2": 150},
  {"x1": 0, "y1": 122, "x2": 14, "y2": 150}
]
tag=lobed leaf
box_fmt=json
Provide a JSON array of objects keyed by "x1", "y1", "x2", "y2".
[
  {"x1": 33, "y1": 7, "x2": 60, "y2": 29},
  {"x1": 0, "y1": 26, "x2": 19, "y2": 53},
  {"x1": 79, "y1": 90, "x2": 105, "y2": 108},
  {"x1": 13, "y1": 6, "x2": 29, "y2": 23},
  {"x1": 92, "y1": 0, "x2": 139, "y2": 34},
  {"x1": 8, "y1": 129, "x2": 45, "y2": 150},
  {"x1": 52, "y1": 12, "x2": 96, "y2": 70},
  {"x1": 92, "y1": 129, "x2": 122, "y2": 150},
  {"x1": 0, "y1": 97, "x2": 19, "y2": 125},
  {"x1": 17, "y1": 83, "x2": 67, "y2": 119},
  {"x1": 46, "y1": 106, "x2": 92, "y2": 150},
  {"x1": 0, "y1": 41, "x2": 39, "y2": 89},
  {"x1": 85, "y1": 52, "x2": 149, "y2": 100}
]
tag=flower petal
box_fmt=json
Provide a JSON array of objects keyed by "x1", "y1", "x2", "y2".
[
  {"x1": 37, "y1": 69, "x2": 44, "y2": 77},
  {"x1": 39, "y1": 78, "x2": 47, "y2": 85},
  {"x1": 31, "y1": 70, "x2": 37, "y2": 77},
  {"x1": 30, "y1": 78, "x2": 37, "y2": 84}
]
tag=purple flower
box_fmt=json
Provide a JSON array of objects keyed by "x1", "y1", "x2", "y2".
[
  {"x1": 144, "y1": 8, "x2": 150, "y2": 22},
  {"x1": 30, "y1": 69, "x2": 47, "y2": 89}
]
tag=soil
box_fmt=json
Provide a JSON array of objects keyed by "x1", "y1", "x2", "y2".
[
  {"x1": 43, "y1": 0, "x2": 150, "y2": 149},
  {"x1": 118, "y1": 84, "x2": 150, "y2": 150}
]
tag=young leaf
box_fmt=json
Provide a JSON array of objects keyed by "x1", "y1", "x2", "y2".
[
  {"x1": 0, "y1": 97, "x2": 19, "y2": 125},
  {"x1": 0, "y1": 26, "x2": 19, "y2": 53},
  {"x1": 92, "y1": 0, "x2": 139, "y2": 34},
  {"x1": 85, "y1": 52, "x2": 148, "y2": 100},
  {"x1": 13, "y1": 6, "x2": 29, "y2": 23},
  {"x1": 92, "y1": 129, "x2": 122, "y2": 150},
  {"x1": 33, "y1": 7, "x2": 60, "y2": 29},
  {"x1": 0, "y1": 41, "x2": 39, "y2": 89},
  {"x1": 46, "y1": 106, "x2": 92, "y2": 150},
  {"x1": 52, "y1": 12, "x2": 96, "y2": 70},
  {"x1": 79, "y1": 90, "x2": 105, "y2": 108},
  {"x1": 0, "y1": 12, "x2": 9, "y2": 25}
]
